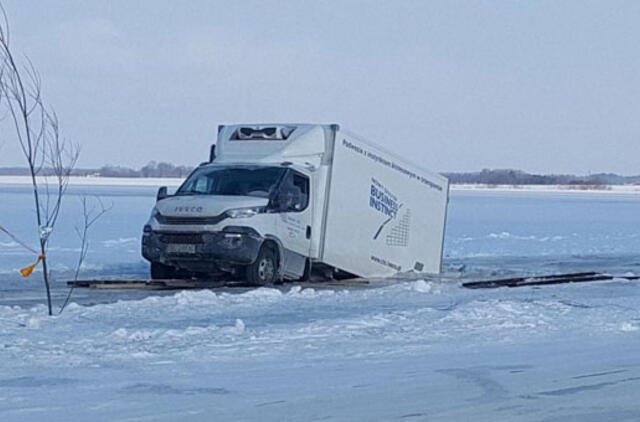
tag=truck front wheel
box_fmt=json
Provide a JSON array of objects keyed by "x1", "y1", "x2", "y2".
[{"x1": 246, "y1": 245, "x2": 278, "y2": 286}]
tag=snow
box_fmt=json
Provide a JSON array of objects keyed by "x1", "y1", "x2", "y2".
[
  {"x1": 1, "y1": 184, "x2": 640, "y2": 420},
  {"x1": 1, "y1": 280, "x2": 640, "y2": 420}
]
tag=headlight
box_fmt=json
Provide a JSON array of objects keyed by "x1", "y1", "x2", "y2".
[
  {"x1": 225, "y1": 206, "x2": 264, "y2": 219},
  {"x1": 151, "y1": 207, "x2": 160, "y2": 221}
]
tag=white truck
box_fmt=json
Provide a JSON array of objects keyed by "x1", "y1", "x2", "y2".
[{"x1": 142, "y1": 124, "x2": 449, "y2": 285}]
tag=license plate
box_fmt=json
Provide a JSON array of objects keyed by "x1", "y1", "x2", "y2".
[{"x1": 166, "y1": 244, "x2": 196, "y2": 254}]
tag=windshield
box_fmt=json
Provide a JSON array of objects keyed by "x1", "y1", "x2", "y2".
[{"x1": 177, "y1": 166, "x2": 286, "y2": 198}]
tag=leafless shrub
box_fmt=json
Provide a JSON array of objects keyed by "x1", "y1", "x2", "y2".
[{"x1": 59, "y1": 196, "x2": 112, "y2": 314}]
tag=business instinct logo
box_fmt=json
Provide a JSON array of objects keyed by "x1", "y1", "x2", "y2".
[{"x1": 369, "y1": 178, "x2": 410, "y2": 246}]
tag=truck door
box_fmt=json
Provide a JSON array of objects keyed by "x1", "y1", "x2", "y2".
[{"x1": 275, "y1": 169, "x2": 313, "y2": 258}]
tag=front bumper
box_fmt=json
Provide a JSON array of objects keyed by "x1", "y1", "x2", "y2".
[{"x1": 142, "y1": 228, "x2": 263, "y2": 271}]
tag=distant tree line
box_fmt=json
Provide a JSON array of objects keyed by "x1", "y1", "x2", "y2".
[
  {"x1": 0, "y1": 161, "x2": 194, "y2": 178},
  {"x1": 98, "y1": 161, "x2": 194, "y2": 178},
  {"x1": 442, "y1": 169, "x2": 640, "y2": 185}
]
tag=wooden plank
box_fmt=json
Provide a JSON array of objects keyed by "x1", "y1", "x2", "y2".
[
  {"x1": 91, "y1": 282, "x2": 164, "y2": 290},
  {"x1": 70, "y1": 272, "x2": 637, "y2": 292},
  {"x1": 462, "y1": 272, "x2": 623, "y2": 289},
  {"x1": 67, "y1": 277, "x2": 371, "y2": 291}
]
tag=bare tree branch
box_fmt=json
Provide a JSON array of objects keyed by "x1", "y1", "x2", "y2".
[
  {"x1": 72, "y1": 196, "x2": 112, "y2": 281},
  {"x1": 0, "y1": 2, "x2": 80, "y2": 315}
]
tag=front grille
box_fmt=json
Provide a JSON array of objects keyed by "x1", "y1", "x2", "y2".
[
  {"x1": 156, "y1": 213, "x2": 227, "y2": 225},
  {"x1": 159, "y1": 233, "x2": 205, "y2": 244}
]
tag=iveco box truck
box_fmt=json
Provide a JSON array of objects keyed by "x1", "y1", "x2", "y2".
[{"x1": 142, "y1": 124, "x2": 449, "y2": 284}]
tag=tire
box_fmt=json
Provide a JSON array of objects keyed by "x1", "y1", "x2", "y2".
[
  {"x1": 151, "y1": 262, "x2": 179, "y2": 280},
  {"x1": 246, "y1": 245, "x2": 278, "y2": 286}
]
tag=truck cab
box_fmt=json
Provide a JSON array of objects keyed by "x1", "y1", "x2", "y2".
[{"x1": 142, "y1": 124, "x2": 331, "y2": 284}]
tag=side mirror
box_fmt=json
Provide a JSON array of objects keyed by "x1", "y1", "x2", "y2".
[
  {"x1": 267, "y1": 192, "x2": 282, "y2": 212},
  {"x1": 156, "y1": 186, "x2": 168, "y2": 202},
  {"x1": 209, "y1": 144, "x2": 216, "y2": 162}
]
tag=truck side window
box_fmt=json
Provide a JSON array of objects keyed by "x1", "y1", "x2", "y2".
[
  {"x1": 275, "y1": 171, "x2": 309, "y2": 212},
  {"x1": 292, "y1": 173, "x2": 309, "y2": 211}
]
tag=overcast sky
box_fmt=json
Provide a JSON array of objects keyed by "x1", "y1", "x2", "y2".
[{"x1": 1, "y1": 1, "x2": 639, "y2": 174}]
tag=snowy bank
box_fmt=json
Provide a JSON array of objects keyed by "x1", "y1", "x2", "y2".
[
  {"x1": 1, "y1": 279, "x2": 640, "y2": 421},
  {"x1": 2, "y1": 176, "x2": 639, "y2": 194}
]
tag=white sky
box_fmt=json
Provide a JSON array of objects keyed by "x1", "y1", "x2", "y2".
[{"x1": 1, "y1": 0, "x2": 639, "y2": 174}]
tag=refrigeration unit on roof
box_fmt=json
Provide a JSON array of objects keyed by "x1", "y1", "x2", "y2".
[{"x1": 233, "y1": 126, "x2": 295, "y2": 141}]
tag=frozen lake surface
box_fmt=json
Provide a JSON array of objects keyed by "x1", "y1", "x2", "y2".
[{"x1": 0, "y1": 184, "x2": 639, "y2": 421}]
